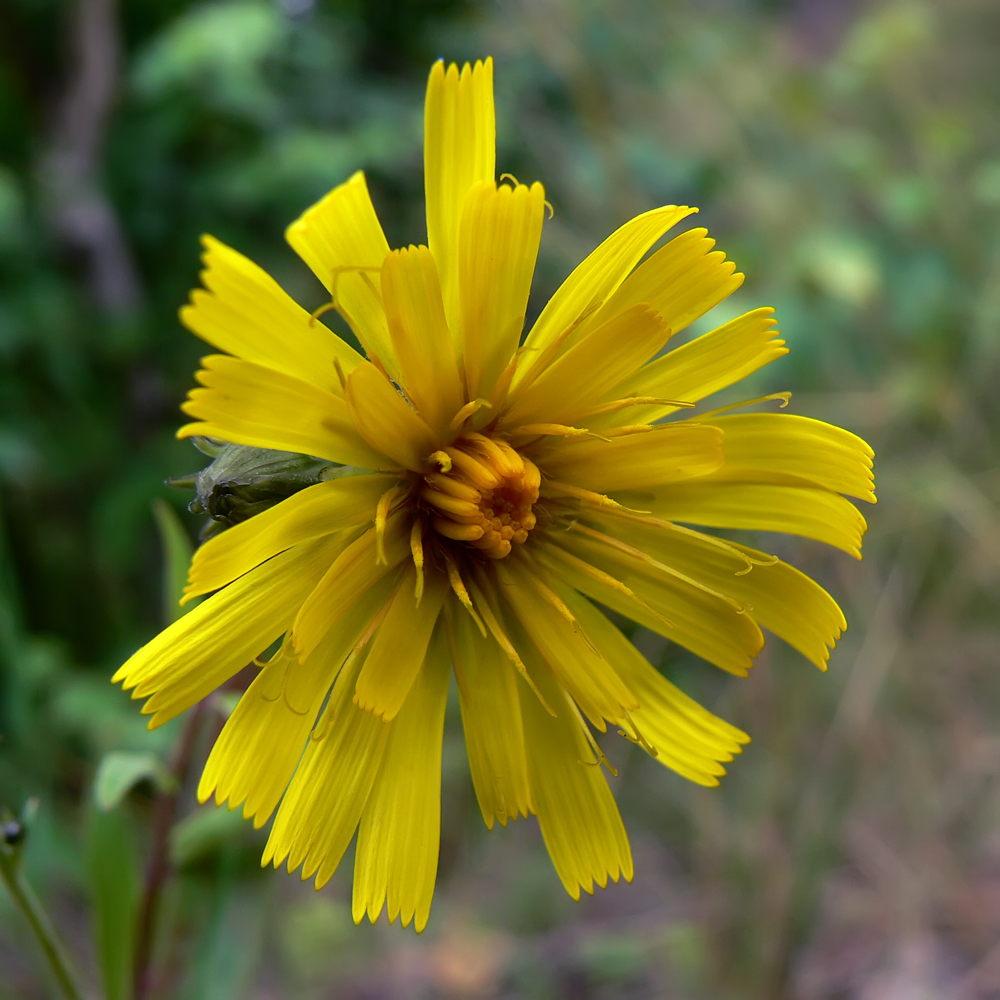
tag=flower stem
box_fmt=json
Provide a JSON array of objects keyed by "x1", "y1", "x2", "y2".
[
  {"x1": 0, "y1": 824, "x2": 87, "y2": 1000},
  {"x1": 132, "y1": 701, "x2": 205, "y2": 1000}
]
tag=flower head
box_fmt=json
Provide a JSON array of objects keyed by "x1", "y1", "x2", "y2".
[{"x1": 114, "y1": 58, "x2": 875, "y2": 932}]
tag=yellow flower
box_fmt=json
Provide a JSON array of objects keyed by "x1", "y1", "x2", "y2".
[{"x1": 114, "y1": 58, "x2": 875, "y2": 932}]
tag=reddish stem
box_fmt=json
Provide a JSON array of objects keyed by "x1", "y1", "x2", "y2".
[{"x1": 132, "y1": 702, "x2": 205, "y2": 1000}]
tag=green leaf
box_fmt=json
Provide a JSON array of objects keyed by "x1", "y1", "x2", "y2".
[
  {"x1": 151, "y1": 498, "x2": 196, "y2": 625},
  {"x1": 169, "y1": 805, "x2": 247, "y2": 869},
  {"x1": 87, "y1": 806, "x2": 138, "y2": 1000},
  {"x1": 93, "y1": 751, "x2": 176, "y2": 811}
]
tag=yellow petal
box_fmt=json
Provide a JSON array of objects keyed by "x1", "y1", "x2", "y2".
[
  {"x1": 353, "y1": 622, "x2": 451, "y2": 932},
  {"x1": 381, "y1": 246, "x2": 464, "y2": 435},
  {"x1": 284, "y1": 171, "x2": 397, "y2": 378},
  {"x1": 186, "y1": 474, "x2": 396, "y2": 600},
  {"x1": 502, "y1": 304, "x2": 671, "y2": 428},
  {"x1": 496, "y1": 558, "x2": 639, "y2": 728},
  {"x1": 180, "y1": 235, "x2": 362, "y2": 396},
  {"x1": 693, "y1": 413, "x2": 876, "y2": 503},
  {"x1": 564, "y1": 591, "x2": 749, "y2": 786},
  {"x1": 610, "y1": 307, "x2": 787, "y2": 424},
  {"x1": 622, "y1": 480, "x2": 866, "y2": 558},
  {"x1": 197, "y1": 581, "x2": 386, "y2": 831},
  {"x1": 538, "y1": 423, "x2": 724, "y2": 492},
  {"x1": 579, "y1": 228, "x2": 743, "y2": 344},
  {"x1": 345, "y1": 361, "x2": 443, "y2": 472},
  {"x1": 196, "y1": 647, "x2": 319, "y2": 828},
  {"x1": 557, "y1": 530, "x2": 764, "y2": 677},
  {"x1": 353, "y1": 565, "x2": 448, "y2": 721},
  {"x1": 291, "y1": 515, "x2": 410, "y2": 660},
  {"x1": 517, "y1": 647, "x2": 632, "y2": 900},
  {"x1": 113, "y1": 535, "x2": 342, "y2": 728},
  {"x1": 607, "y1": 518, "x2": 847, "y2": 670},
  {"x1": 262, "y1": 637, "x2": 392, "y2": 883},
  {"x1": 449, "y1": 605, "x2": 533, "y2": 828},
  {"x1": 178, "y1": 354, "x2": 392, "y2": 469},
  {"x1": 424, "y1": 58, "x2": 496, "y2": 336},
  {"x1": 459, "y1": 180, "x2": 546, "y2": 400},
  {"x1": 514, "y1": 204, "x2": 697, "y2": 389}
]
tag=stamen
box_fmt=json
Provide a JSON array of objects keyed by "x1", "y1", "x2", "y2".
[
  {"x1": 310, "y1": 700, "x2": 336, "y2": 743},
  {"x1": 374, "y1": 484, "x2": 406, "y2": 565},
  {"x1": 591, "y1": 506, "x2": 761, "y2": 575},
  {"x1": 487, "y1": 353, "x2": 519, "y2": 413},
  {"x1": 428, "y1": 450, "x2": 452, "y2": 472},
  {"x1": 567, "y1": 699, "x2": 618, "y2": 777},
  {"x1": 309, "y1": 302, "x2": 338, "y2": 325},
  {"x1": 423, "y1": 472, "x2": 481, "y2": 503},
  {"x1": 433, "y1": 518, "x2": 485, "y2": 541},
  {"x1": 496, "y1": 558, "x2": 577, "y2": 630},
  {"x1": 574, "y1": 396, "x2": 695, "y2": 418},
  {"x1": 333, "y1": 357, "x2": 347, "y2": 392},
  {"x1": 539, "y1": 543, "x2": 676, "y2": 631},
  {"x1": 449, "y1": 398, "x2": 492, "y2": 432},
  {"x1": 258, "y1": 641, "x2": 294, "y2": 704},
  {"x1": 691, "y1": 391, "x2": 792, "y2": 420},
  {"x1": 598, "y1": 424, "x2": 655, "y2": 438},
  {"x1": 422, "y1": 489, "x2": 482, "y2": 522},
  {"x1": 410, "y1": 520, "x2": 425, "y2": 605},
  {"x1": 443, "y1": 447, "x2": 500, "y2": 489},
  {"x1": 468, "y1": 574, "x2": 555, "y2": 716},
  {"x1": 570, "y1": 523, "x2": 748, "y2": 611},
  {"x1": 443, "y1": 551, "x2": 486, "y2": 636},
  {"x1": 617, "y1": 711, "x2": 659, "y2": 758},
  {"x1": 508, "y1": 423, "x2": 595, "y2": 440},
  {"x1": 466, "y1": 433, "x2": 519, "y2": 476},
  {"x1": 542, "y1": 480, "x2": 624, "y2": 509}
]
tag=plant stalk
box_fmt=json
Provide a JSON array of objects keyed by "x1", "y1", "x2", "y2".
[
  {"x1": 0, "y1": 840, "x2": 87, "y2": 1000},
  {"x1": 132, "y1": 702, "x2": 205, "y2": 1000}
]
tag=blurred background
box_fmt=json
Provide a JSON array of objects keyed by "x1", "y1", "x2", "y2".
[{"x1": 2, "y1": 0, "x2": 999, "y2": 996}]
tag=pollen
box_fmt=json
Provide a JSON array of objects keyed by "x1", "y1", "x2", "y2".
[{"x1": 422, "y1": 433, "x2": 540, "y2": 559}]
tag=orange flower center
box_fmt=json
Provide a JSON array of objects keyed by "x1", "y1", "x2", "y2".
[{"x1": 421, "y1": 434, "x2": 539, "y2": 559}]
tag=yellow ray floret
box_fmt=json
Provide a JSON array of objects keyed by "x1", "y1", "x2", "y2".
[
  {"x1": 181, "y1": 235, "x2": 363, "y2": 396},
  {"x1": 114, "y1": 535, "x2": 343, "y2": 727},
  {"x1": 381, "y1": 246, "x2": 465, "y2": 435},
  {"x1": 517, "y1": 647, "x2": 633, "y2": 900},
  {"x1": 185, "y1": 473, "x2": 393, "y2": 600},
  {"x1": 353, "y1": 626, "x2": 452, "y2": 932},
  {"x1": 515, "y1": 204, "x2": 697, "y2": 385},
  {"x1": 575, "y1": 227, "x2": 743, "y2": 343},
  {"x1": 449, "y1": 606, "x2": 533, "y2": 827},
  {"x1": 263, "y1": 646, "x2": 391, "y2": 883},
  {"x1": 610, "y1": 307, "x2": 788, "y2": 425},
  {"x1": 179, "y1": 354, "x2": 389, "y2": 469},
  {"x1": 284, "y1": 171, "x2": 396, "y2": 378},
  {"x1": 424, "y1": 58, "x2": 496, "y2": 337},
  {"x1": 502, "y1": 304, "x2": 672, "y2": 428},
  {"x1": 460, "y1": 180, "x2": 546, "y2": 402}
]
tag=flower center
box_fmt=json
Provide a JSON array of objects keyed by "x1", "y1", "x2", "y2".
[{"x1": 421, "y1": 434, "x2": 540, "y2": 559}]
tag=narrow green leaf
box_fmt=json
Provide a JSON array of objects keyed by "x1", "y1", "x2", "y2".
[
  {"x1": 87, "y1": 806, "x2": 138, "y2": 1000},
  {"x1": 151, "y1": 498, "x2": 197, "y2": 625},
  {"x1": 93, "y1": 751, "x2": 176, "y2": 812}
]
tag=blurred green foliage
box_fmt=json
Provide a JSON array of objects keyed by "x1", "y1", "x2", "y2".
[{"x1": 2, "y1": 0, "x2": 1000, "y2": 997}]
